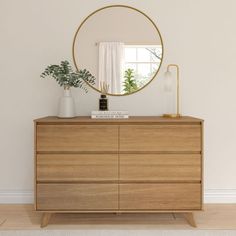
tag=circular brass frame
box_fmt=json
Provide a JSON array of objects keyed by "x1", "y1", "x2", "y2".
[{"x1": 72, "y1": 5, "x2": 164, "y2": 96}]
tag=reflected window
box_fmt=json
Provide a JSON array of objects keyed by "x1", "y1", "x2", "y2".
[{"x1": 124, "y1": 45, "x2": 162, "y2": 88}]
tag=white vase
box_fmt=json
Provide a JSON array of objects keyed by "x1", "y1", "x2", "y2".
[{"x1": 58, "y1": 86, "x2": 76, "y2": 118}]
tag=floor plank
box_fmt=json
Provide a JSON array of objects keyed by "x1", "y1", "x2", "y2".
[{"x1": 0, "y1": 204, "x2": 236, "y2": 229}]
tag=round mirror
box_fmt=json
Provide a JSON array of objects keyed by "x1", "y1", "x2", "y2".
[{"x1": 72, "y1": 5, "x2": 164, "y2": 96}]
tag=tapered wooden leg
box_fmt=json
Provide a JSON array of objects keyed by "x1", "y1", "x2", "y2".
[
  {"x1": 41, "y1": 213, "x2": 53, "y2": 228},
  {"x1": 183, "y1": 212, "x2": 196, "y2": 227}
]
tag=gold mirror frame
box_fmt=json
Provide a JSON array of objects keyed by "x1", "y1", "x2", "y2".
[{"x1": 72, "y1": 5, "x2": 164, "y2": 96}]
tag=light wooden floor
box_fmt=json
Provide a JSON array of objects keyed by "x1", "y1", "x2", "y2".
[{"x1": 0, "y1": 204, "x2": 236, "y2": 230}]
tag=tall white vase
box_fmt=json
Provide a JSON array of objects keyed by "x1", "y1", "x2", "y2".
[{"x1": 58, "y1": 87, "x2": 76, "y2": 118}]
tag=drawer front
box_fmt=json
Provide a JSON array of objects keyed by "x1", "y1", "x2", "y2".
[
  {"x1": 37, "y1": 184, "x2": 118, "y2": 210},
  {"x1": 120, "y1": 154, "x2": 201, "y2": 182},
  {"x1": 37, "y1": 154, "x2": 118, "y2": 182},
  {"x1": 120, "y1": 125, "x2": 201, "y2": 152},
  {"x1": 120, "y1": 183, "x2": 201, "y2": 210},
  {"x1": 37, "y1": 125, "x2": 118, "y2": 152}
]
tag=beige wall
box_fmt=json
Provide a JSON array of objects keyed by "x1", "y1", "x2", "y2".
[{"x1": 0, "y1": 0, "x2": 236, "y2": 202}]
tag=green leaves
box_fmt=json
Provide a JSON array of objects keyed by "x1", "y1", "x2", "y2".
[
  {"x1": 40, "y1": 60, "x2": 96, "y2": 92},
  {"x1": 123, "y1": 68, "x2": 138, "y2": 94}
]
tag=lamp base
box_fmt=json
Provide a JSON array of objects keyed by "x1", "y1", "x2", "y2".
[{"x1": 163, "y1": 113, "x2": 181, "y2": 118}]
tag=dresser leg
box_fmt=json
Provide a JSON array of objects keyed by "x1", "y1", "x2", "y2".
[
  {"x1": 183, "y1": 212, "x2": 196, "y2": 227},
  {"x1": 41, "y1": 213, "x2": 53, "y2": 228}
]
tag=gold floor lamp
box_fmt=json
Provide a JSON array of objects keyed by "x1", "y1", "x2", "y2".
[{"x1": 163, "y1": 64, "x2": 181, "y2": 118}]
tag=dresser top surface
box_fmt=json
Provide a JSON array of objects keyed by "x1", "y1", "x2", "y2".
[{"x1": 34, "y1": 116, "x2": 203, "y2": 124}]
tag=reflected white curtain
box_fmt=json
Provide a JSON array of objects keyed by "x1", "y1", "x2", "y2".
[{"x1": 98, "y1": 42, "x2": 124, "y2": 94}]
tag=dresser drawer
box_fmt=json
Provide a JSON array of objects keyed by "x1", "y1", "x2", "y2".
[
  {"x1": 120, "y1": 183, "x2": 201, "y2": 210},
  {"x1": 37, "y1": 154, "x2": 118, "y2": 182},
  {"x1": 120, "y1": 125, "x2": 201, "y2": 152},
  {"x1": 37, "y1": 183, "x2": 118, "y2": 210},
  {"x1": 36, "y1": 125, "x2": 118, "y2": 152},
  {"x1": 120, "y1": 154, "x2": 201, "y2": 182}
]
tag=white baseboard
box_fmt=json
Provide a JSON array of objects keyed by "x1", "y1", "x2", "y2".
[
  {"x1": 0, "y1": 189, "x2": 236, "y2": 204},
  {"x1": 204, "y1": 189, "x2": 236, "y2": 203},
  {"x1": 0, "y1": 190, "x2": 33, "y2": 204}
]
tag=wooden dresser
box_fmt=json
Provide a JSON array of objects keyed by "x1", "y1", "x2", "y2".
[{"x1": 34, "y1": 116, "x2": 203, "y2": 227}]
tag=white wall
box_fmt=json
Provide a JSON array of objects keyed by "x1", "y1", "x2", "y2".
[{"x1": 0, "y1": 0, "x2": 236, "y2": 203}]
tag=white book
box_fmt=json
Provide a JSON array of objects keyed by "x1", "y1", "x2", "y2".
[
  {"x1": 91, "y1": 110, "x2": 129, "y2": 115},
  {"x1": 91, "y1": 114, "x2": 129, "y2": 119}
]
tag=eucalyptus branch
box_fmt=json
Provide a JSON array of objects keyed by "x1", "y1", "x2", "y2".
[{"x1": 41, "y1": 60, "x2": 96, "y2": 92}]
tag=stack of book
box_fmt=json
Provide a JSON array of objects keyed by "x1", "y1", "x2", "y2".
[{"x1": 91, "y1": 111, "x2": 129, "y2": 119}]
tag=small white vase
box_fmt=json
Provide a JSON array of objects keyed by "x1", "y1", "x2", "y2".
[{"x1": 58, "y1": 86, "x2": 76, "y2": 118}]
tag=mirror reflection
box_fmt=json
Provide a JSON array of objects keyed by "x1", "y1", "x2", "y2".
[{"x1": 73, "y1": 6, "x2": 163, "y2": 95}]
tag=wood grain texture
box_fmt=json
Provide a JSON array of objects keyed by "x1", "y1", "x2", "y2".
[
  {"x1": 120, "y1": 154, "x2": 201, "y2": 182},
  {"x1": 34, "y1": 116, "x2": 203, "y2": 224},
  {"x1": 201, "y1": 121, "x2": 204, "y2": 208},
  {"x1": 35, "y1": 116, "x2": 203, "y2": 124},
  {"x1": 120, "y1": 125, "x2": 201, "y2": 152},
  {"x1": 36, "y1": 125, "x2": 118, "y2": 152},
  {"x1": 183, "y1": 212, "x2": 196, "y2": 227},
  {"x1": 37, "y1": 184, "x2": 118, "y2": 210},
  {"x1": 34, "y1": 122, "x2": 37, "y2": 210},
  {"x1": 120, "y1": 183, "x2": 201, "y2": 210},
  {"x1": 1, "y1": 204, "x2": 236, "y2": 229},
  {"x1": 37, "y1": 154, "x2": 118, "y2": 182},
  {"x1": 41, "y1": 213, "x2": 52, "y2": 228}
]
